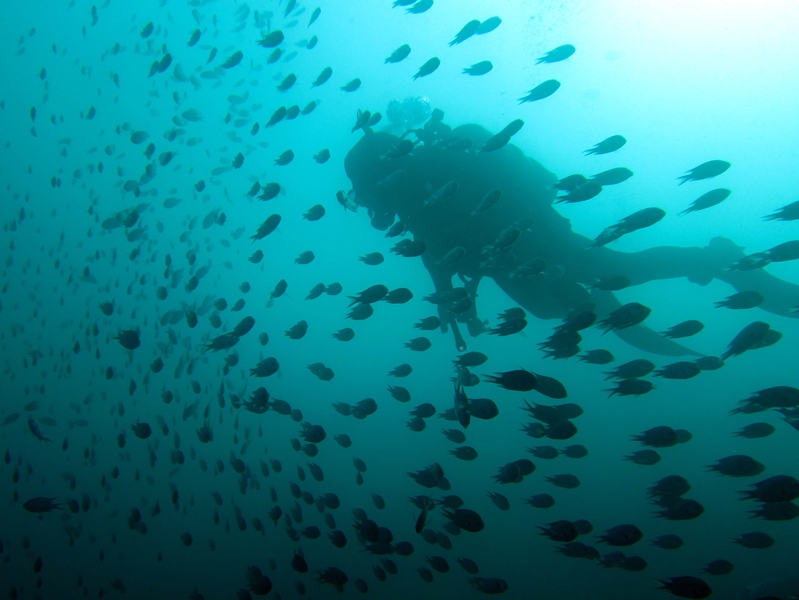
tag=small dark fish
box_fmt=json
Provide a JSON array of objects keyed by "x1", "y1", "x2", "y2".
[
  {"x1": 221, "y1": 50, "x2": 243, "y2": 69},
  {"x1": 312, "y1": 66, "x2": 332, "y2": 87},
  {"x1": 259, "y1": 182, "x2": 281, "y2": 201},
  {"x1": 519, "y1": 80, "x2": 560, "y2": 103},
  {"x1": 341, "y1": 78, "x2": 361, "y2": 92},
  {"x1": 707, "y1": 455, "x2": 765, "y2": 478},
  {"x1": 232, "y1": 316, "x2": 255, "y2": 337},
  {"x1": 476, "y1": 17, "x2": 501, "y2": 34},
  {"x1": 589, "y1": 207, "x2": 665, "y2": 248},
  {"x1": 578, "y1": 349, "x2": 614, "y2": 364},
  {"x1": 349, "y1": 284, "x2": 388, "y2": 306},
  {"x1": 590, "y1": 167, "x2": 633, "y2": 186},
  {"x1": 413, "y1": 57, "x2": 440, "y2": 80},
  {"x1": 463, "y1": 61, "x2": 493, "y2": 76},
  {"x1": 536, "y1": 44, "x2": 575, "y2": 64},
  {"x1": 584, "y1": 135, "x2": 626, "y2": 155},
  {"x1": 23, "y1": 497, "x2": 63, "y2": 513},
  {"x1": 359, "y1": 252, "x2": 384, "y2": 266},
  {"x1": 715, "y1": 291, "x2": 763, "y2": 310},
  {"x1": 352, "y1": 109, "x2": 371, "y2": 133},
  {"x1": 1, "y1": 413, "x2": 21, "y2": 426},
  {"x1": 115, "y1": 329, "x2": 140, "y2": 350},
  {"x1": 303, "y1": 204, "x2": 325, "y2": 221},
  {"x1": 444, "y1": 507, "x2": 484, "y2": 532},
  {"x1": 314, "y1": 149, "x2": 331, "y2": 163},
  {"x1": 389, "y1": 363, "x2": 413, "y2": 377},
  {"x1": 677, "y1": 160, "x2": 730, "y2": 185},
  {"x1": 453, "y1": 352, "x2": 487, "y2": 367},
  {"x1": 661, "y1": 320, "x2": 704, "y2": 339},
  {"x1": 659, "y1": 576, "x2": 712, "y2": 599},
  {"x1": 250, "y1": 357, "x2": 280, "y2": 377},
  {"x1": 258, "y1": 30, "x2": 284, "y2": 48},
  {"x1": 251, "y1": 214, "x2": 282, "y2": 241},
  {"x1": 722, "y1": 321, "x2": 769, "y2": 360},
  {"x1": 653, "y1": 361, "x2": 701, "y2": 380},
  {"x1": 415, "y1": 500, "x2": 430, "y2": 533},
  {"x1": 407, "y1": 0, "x2": 433, "y2": 14},
  {"x1": 292, "y1": 548, "x2": 308, "y2": 573},
  {"x1": 285, "y1": 320, "x2": 308, "y2": 339},
  {"x1": 470, "y1": 190, "x2": 502, "y2": 217},
  {"x1": 274, "y1": 150, "x2": 294, "y2": 166},
  {"x1": 385, "y1": 44, "x2": 411, "y2": 63},
  {"x1": 450, "y1": 20, "x2": 480, "y2": 45},
  {"x1": 499, "y1": 119, "x2": 525, "y2": 138},
  {"x1": 484, "y1": 370, "x2": 537, "y2": 392},
  {"x1": 415, "y1": 316, "x2": 440, "y2": 330},
  {"x1": 694, "y1": 356, "x2": 724, "y2": 371},
  {"x1": 383, "y1": 288, "x2": 413, "y2": 304},
  {"x1": 423, "y1": 181, "x2": 459, "y2": 208},
  {"x1": 130, "y1": 131, "x2": 148, "y2": 144},
  {"x1": 248, "y1": 182, "x2": 262, "y2": 197},
  {"x1": 270, "y1": 280, "x2": 288, "y2": 304},
  {"x1": 295, "y1": 251, "x2": 315, "y2": 265},
  {"x1": 556, "y1": 181, "x2": 602, "y2": 204},
  {"x1": 277, "y1": 73, "x2": 297, "y2": 91},
  {"x1": 333, "y1": 328, "x2": 355, "y2": 342},
  {"x1": 436, "y1": 246, "x2": 466, "y2": 266},
  {"x1": 596, "y1": 303, "x2": 651, "y2": 333},
  {"x1": 733, "y1": 422, "x2": 775, "y2": 439},
  {"x1": 404, "y1": 337, "x2": 431, "y2": 352},
  {"x1": 764, "y1": 200, "x2": 799, "y2": 221},
  {"x1": 131, "y1": 421, "x2": 152, "y2": 439},
  {"x1": 348, "y1": 304, "x2": 374, "y2": 321},
  {"x1": 308, "y1": 362, "x2": 334, "y2": 381},
  {"x1": 306, "y1": 283, "x2": 326, "y2": 300},
  {"x1": 729, "y1": 240, "x2": 799, "y2": 270},
  {"x1": 552, "y1": 174, "x2": 586, "y2": 192},
  {"x1": 626, "y1": 449, "x2": 661, "y2": 466},
  {"x1": 681, "y1": 188, "x2": 731, "y2": 215},
  {"x1": 266, "y1": 106, "x2": 287, "y2": 127},
  {"x1": 336, "y1": 189, "x2": 358, "y2": 212},
  {"x1": 28, "y1": 419, "x2": 50, "y2": 442}
]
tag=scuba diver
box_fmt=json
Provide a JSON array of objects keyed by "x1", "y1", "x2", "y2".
[{"x1": 344, "y1": 101, "x2": 799, "y2": 355}]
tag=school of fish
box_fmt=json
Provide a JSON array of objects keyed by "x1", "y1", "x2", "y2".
[{"x1": 0, "y1": 0, "x2": 798, "y2": 599}]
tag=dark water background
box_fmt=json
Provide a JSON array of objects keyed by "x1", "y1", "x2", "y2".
[{"x1": 1, "y1": 1, "x2": 798, "y2": 598}]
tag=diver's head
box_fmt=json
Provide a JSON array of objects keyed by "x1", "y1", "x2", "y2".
[
  {"x1": 386, "y1": 96, "x2": 432, "y2": 133},
  {"x1": 344, "y1": 131, "x2": 407, "y2": 231},
  {"x1": 369, "y1": 209, "x2": 395, "y2": 231}
]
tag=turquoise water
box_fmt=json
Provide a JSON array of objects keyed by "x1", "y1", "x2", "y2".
[{"x1": 1, "y1": 1, "x2": 798, "y2": 598}]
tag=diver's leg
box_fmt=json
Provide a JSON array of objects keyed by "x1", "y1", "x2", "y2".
[
  {"x1": 569, "y1": 236, "x2": 738, "y2": 287},
  {"x1": 494, "y1": 271, "x2": 702, "y2": 356},
  {"x1": 591, "y1": 237, "x2": 799, "y2": 317}
]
